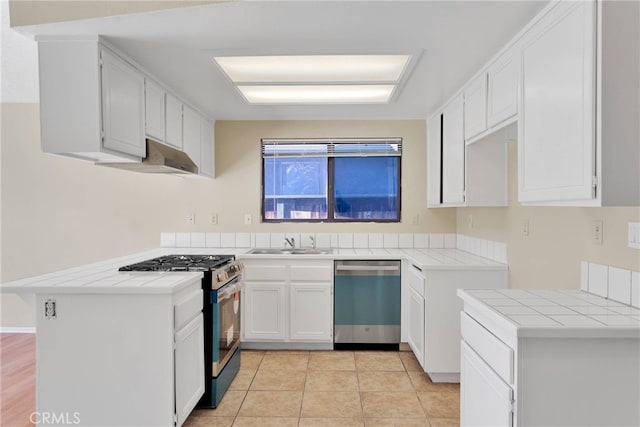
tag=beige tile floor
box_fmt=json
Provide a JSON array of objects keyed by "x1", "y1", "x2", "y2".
[{"x1": 184, "y1": 350, "x2": 459, "y2": 427}]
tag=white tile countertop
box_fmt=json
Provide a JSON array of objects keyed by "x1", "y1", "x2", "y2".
[
  {"x1": 458, "y1": 288, "x2": 640, "y2": 339},
  {"x1": 0, "y1": 247, "x2": 506, "y2": 294}
]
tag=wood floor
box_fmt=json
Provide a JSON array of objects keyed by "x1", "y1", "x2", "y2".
[{"x1": 1, "y1": 333, "x2": 35, "y2": 427}]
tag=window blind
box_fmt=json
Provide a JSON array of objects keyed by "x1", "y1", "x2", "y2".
[{"x1": 262, "y1": 138, "x2": 402, "y2": 158}]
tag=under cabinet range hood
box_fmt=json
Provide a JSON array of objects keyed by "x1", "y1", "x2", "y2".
[{"x1": 98, "y1": 139, "x2": 198, "y2": 174}]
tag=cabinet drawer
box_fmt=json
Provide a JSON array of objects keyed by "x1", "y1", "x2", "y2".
[
  {"x1": 461, "y1": 312, "x2": 513, "y2": 384},
  {"x1": 174, "y1": 289, "x2": 203, "y2": 331},
  {"x1": 243, "y1": 264, "x2": 288, "y2": 281},
  {"x1": 290, "y1": 264, "x2": 332, "y2": 281}
]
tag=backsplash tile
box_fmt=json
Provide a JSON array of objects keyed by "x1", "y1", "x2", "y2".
[
  {"x1": 632, "y1": 272, "x2": 639, "y2": 308},
  {"x1": 220, "y1": 233, "x2": 236, "y2": 248},
  {"x1": 190, "y1": 233, "x2": 206, "y2": 248},
  {"x1": 253, "y1": 233, "x2": 270, "y2": 248},
  {"x1": 444, "y1": 233, "x2": 456, "y2": 249},
  {"x1": 457, "y1": 234, "x2": 507, "y2": 263},
  {"x1": 413, "y1": 234, "x2": 428, "y2": 249},
  {"x1": 353, "y1": 233, "x2": 369, "y2": 248},
  {"x1": 338, "y1": 233, "x2": 354, "y2": 249},
  {"x1": 582, "y1": 262, "x2": 639, "y2": 308},
  {"x1": 368, "y1": 233, "x2": 383, "y2": 248},
  {"x1": 160, "y1": 232, "x2": 176, "y2": 248},
  {"x1": 314, "y1": 233, "x2": 331, "y2": 248},
  {"x1": 176, "y1": 233, "x2": 190, "y2": 248},
  {"x1": 235, "y1": 233, "x2": 251, "y2": 248},
  {"x1": 608, "y1": 267, "x2": 632, "y2": 305},
  {"x1": 383, "y1": 233, "x2": 399, "y2": 248},
  {"x1": 398, "y1": 233, "x2": 413, "y2": 248},
  {"x1": 429, "y1": 233, "x2": 444, "y2": 248},
  {"x1": 300, "y1": 233, "x2": 315, "y2": 248},
  {"x1": 588, "y1": 263, "x2": 608, "y2": 298},
  {"x1": 270, "y1": 233, "x2": 285, "y2": 248},
  {"x1": 205, "y1": 232, "x2": 220, "y2": 248}
]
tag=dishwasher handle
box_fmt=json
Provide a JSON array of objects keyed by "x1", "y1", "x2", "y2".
[{"x1": 335, "y1": 265, "x2": 400, "y2": 273}]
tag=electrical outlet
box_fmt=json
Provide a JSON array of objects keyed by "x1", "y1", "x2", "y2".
[
  {"x1": 592, "y1": 220, "x2": 603, "y2": 245},
  {"x1": 411, "y1": 215, "x2": 419, "y2": 225},
  {"x1": 522, "y1": 218, "x2": 530, "y2": 237},
  {"x1": 186, "y1": 213, "x2": 195, "y2": 225},
  {"x1": 467, "y1": 214, "x2": 474, "y2": 229},
  {"x1": 210, "y1": 213, "x2": 218, "y2": 225},
  {"x1": 244, "y1": 214, "x2": 252, "y2": 225}
]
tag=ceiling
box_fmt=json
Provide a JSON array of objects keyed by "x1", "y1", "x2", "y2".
[{"x1": 16, "y1": 1, "x2": 548, "y2": 121}]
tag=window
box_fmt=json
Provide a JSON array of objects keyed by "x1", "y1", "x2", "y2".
[{"x1": 262, "y1": 138, "x2": 401, "y2": 222}]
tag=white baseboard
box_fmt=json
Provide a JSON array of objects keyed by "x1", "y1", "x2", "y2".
[{"x1": 0, "y1": 326, "x2": 36, "y2": 333}]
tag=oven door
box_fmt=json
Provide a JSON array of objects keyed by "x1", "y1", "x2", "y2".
[{"x1": 212, "y1": 276, "x2": 243, "y2": 377}]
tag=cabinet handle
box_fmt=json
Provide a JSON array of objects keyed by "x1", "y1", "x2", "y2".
[{"x1": 412, "y1": 264, "x2": 423, "y2": 272}]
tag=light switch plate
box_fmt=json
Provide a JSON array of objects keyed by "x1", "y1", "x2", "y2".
[{"x1": 629, "y1": 222, "x2": 640, "y2": 249}]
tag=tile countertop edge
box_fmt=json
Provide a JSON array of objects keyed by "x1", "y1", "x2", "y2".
[{"x1": 458, "y1": 289, "x2": 640, "y2": 339}]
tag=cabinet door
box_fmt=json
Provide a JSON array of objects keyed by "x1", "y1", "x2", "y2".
[
  {"x1": 407, "y1": 286, "x2": 425, "y2": 368},
  {"x1": 461, "y1": 341, "x2": 513, "y2": 427},
  {"x1": 442, "y1": 95, "x2": 465, "y2": 204},
  {"x1": 290, "y1": 283, "x2": 332, "y2": 342},
  {"x1": 100, "y1": 48, "x2": 145, "y2": 157},
  {"x1": 519, "y1": 1, "x2": 596, "y2": 203},
  {"x1": 200, "y1": 118, "x2": 215, "y2": 178},
  {"x1": 182, "y1": 105, "x2": 201, "y2": 169},
  {"x1": 243, "y1": 283, "x2": 287, "y2": 340},
  {"x1": 175, "y1": 314, "x2": 205, "y2": 427},
  {"x1": 464, "y1": 73, "x2": 488, "y2": 139},
  {"x1": 426, "y1": 114, "x2": 442, "y2": 206},
  {"x1": 165, "y1": 93, "x2": 183, "y2": 149},
  {"x1": 145, "y1": 79, "x2": 165, "y2": 141},
  {"x1": 487, "y1": 48, "x2": 518, "y2": 128}
]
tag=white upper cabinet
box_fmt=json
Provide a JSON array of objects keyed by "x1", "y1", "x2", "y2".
[
  {"x1": 100, "y1": 48, "x2": 146, "y2": 158},
  {"x1": 39, "y1": 38, "x2": 144, "y2": 162},
  {"x1": 486, "y1": 46, "x2": 519, "y2": 128},
  {"x1": 426, "y1": 114, "x2": 442, "y2": 207},
  {"x1": 519, "y1": 1, "x2": 596, "y2": 204},
  {"x1": 144, "y1": 78, "x2": 165, "y2": 142},
  {"x1": 200, "y1": 119, "x2": 215, "y2": 178},
  {"x1": 518, "y1": 0, "x2": 639, "y2": 206},
  {"x1": 464, "y1": 73, "x2": 488, "y2": 140},
  {"x1": 182, "y1": 105, "x2": 201, "y2": 170},
  {"x1": 442, "y1": 95, "x2": 465, "y2": 205},
  {"x1": 165, "y1": 94, "x2": 183, "y2": 150}
]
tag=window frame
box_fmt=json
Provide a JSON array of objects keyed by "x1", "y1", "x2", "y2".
[{"x1": 260, "y1": 138, "x2": 402, "y2": 223}]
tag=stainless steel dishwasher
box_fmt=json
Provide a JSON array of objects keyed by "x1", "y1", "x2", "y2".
[{"x1": 334, "y1": 260, "x2": 401, "y2": 350}]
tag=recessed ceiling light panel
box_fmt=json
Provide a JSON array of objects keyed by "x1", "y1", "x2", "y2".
[
  {"x1": 238, "y1": 85, "x2": 395, "y2": 104},
  {"x1": 214, "y1": 55, "x2": 410, "y2": 83}
]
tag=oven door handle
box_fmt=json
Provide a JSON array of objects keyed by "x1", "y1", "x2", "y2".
[{"x1": 217, "y1": 278, "x2": 245, "y2": 301}]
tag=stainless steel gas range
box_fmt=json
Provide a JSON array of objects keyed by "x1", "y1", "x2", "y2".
[{"x1": 119, "y1": 254, "x2": 244, "y2": 408}]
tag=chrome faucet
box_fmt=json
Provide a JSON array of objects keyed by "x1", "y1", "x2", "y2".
[
  {"x1": 309, "y1": 236, "x2": 316, "y2": 249},
  {"x1": 284, "y1": 237, "x2": 295, "y2": 248}
]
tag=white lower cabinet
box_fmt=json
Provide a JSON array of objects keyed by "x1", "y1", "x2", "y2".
[
  {"x1": 406, "y1": 264, "x2": 507, "y2": 382},
  {"x1": 175, "y1": 313, "x2": 205, "y2": 426},
  {"x1": 35, "y1": 278, "x2": 204, "y2": 427},
  {"x1": 241, "y1": 259, "x2": 333, "y2": 348},
  {"x1": 460, "y1": 306, "x2": 640, "y2": 426},
  {"x1": 407, "y1": 285, "x2": 425, "y2": 368},
  {"x1": 243, "y1": 283, "x2": 287, "y2": 340},
  {"x1": 290, "y1": 283, "x2": 332, "y2": 341},
  {"x1": 461, "y1": 341, "x2": 513, "y2": 427}
]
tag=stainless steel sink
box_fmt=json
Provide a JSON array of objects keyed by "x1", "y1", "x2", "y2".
[{"x1": 246, "y1": 248, "x2": 333, "y2": 255}]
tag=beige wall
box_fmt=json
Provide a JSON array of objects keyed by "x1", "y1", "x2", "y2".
[
  {"x1": 457, "y1": 139, "x2": 640, "y2": 289},
  {"x1": 215, "y1": 121, "x2": 455, "y2": 233},
  {"x1": 0, "y1": 105, "x2": 454, "y2": 327}
]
